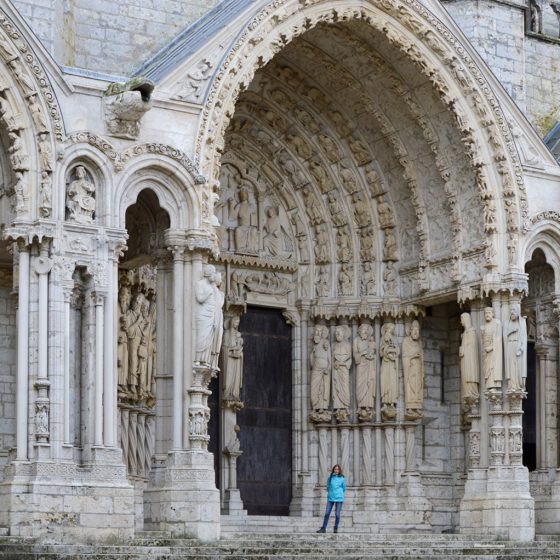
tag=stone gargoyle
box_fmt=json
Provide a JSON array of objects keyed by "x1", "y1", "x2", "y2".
[{"x1": 103, "y1": 77, "x2": 155, "y2": 140}]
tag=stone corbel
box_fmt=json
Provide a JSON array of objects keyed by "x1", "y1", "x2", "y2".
[{"x1": 103, "y1": 77, "x2": 154, "y2": 140}]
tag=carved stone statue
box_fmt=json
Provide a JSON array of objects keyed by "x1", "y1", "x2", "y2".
[
  {"x1": 481, "y1": 307, "x2": 503, "y2": 390},
  {"x1": 383, "y1": 229, "x2": 398, "y2": 261},
  {"x1": 504, "y1": 305, "x2": 527, "y2": 391},
  {"x1": 126, "y1": 293, "x2": 145, "y2": 392},
  {"x1": 118, "y1": 285, "x2": 132, "y2": 394},
  {"x1": 263, "y1": 206, "x2": 292, "y2": 258},
  {"x1": 66, "y1": 165, "x2": 95, "y2": 224},
  {"x1": 223, "y1": 315, "x2": 244, "y2": 409},
  {"x1": 338, "y1": 263, "x2": 352, "y2": 296},
  {"x1": 361, "y1": 261, "x2": 376, "y2": 296},
  {"x1": 228, "y1": 187, "x2": 258, "y2": 252},
  {"x1": 195, "y1": 264, "x2": 224, "y2": 367},
  {"x1": 117, "y1": 267, "x2": 157, "y2": 406},
  {"x1": 316, "y1": 266, "x2": 330, "y2": 298},
  {"x1": 354, "y1": 323, "x2": 376, "y2": 420},
  {"x1": 402, "y1": 320, "x2": 424, "y2": 420},
  {"x1": 377, "y1": 196, "x2": 394, "y2": 229},
  {"x1": 383, "y1": 261, "x2": 397, "y2": 296},
  {"x1": 380, "y1": 322, "x2": 399, "y2": 420},
  {"x1": 310, "y1": 324, "x2": 331, "y2": 419},
  {"x1": 211, "y1": 272, "x2": 225, "y2": 370},
  {"x1": 459, "y1": 312, "x2": 479, "y2": 402},
  {"x1": 332, "y1": 325, "x2": 352, "y2": 421}
]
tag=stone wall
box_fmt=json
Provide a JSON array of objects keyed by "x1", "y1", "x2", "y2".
[
  {"x1": 444, "y1": 0, "x2": 560, "y2": 136},
  {"x1": 0, "y1": 271, "x2": 16, "y2": 469},
  {"x1": 12, "y1": 0, "x2": 222, "y2": 75}
]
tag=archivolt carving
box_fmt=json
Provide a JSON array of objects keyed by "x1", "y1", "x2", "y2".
[
  {"x1": 196, "y1": 0, "x2": 527, "y2": 247},
  {"x1": 0, "y1": 11, "x2": 63, "y2": 140}
]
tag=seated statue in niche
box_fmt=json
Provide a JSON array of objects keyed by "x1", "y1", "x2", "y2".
[
  {"x1": 332, "y1": 325, "x2": 352, "y2": 422},
  {"x1": 228, "y1": 187, "x2": 258, "y2": 253},
  {"x1": 460, "y1": 312, "x2": 479, "y2": 409},
  {"x1": 263, "y1": 206, "x2": 292, "y2": 259},
  {"x1": 309, "y1": 324, "x2": 331, "y2": 423},
  {"x1": 354, "y1": 323, "x2": 376, "y2": 421},
  {"x1": 380, "y1": 322, "x2": 399, "y2": 421},
  {"x1": 66, "y1": 165, "x2": 95, "y2": 224},
  {"x1": 222, "y1": 315, "x2": 244, "y2": 411},
  {"x1": 402, "y1": 319, "x2": 424, "y2": 420},
  {"x1": 504, "y1": 304, "x2": 527, "y2": 391}
]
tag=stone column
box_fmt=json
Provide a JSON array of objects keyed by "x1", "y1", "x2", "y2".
[
  {"x1": 33, "y1": 241, "x2": 51, "y2": 457},
  {"x1": 170, "y1": 244, "x2": 185, "y2": 451},
  {"x1": 534, "y1": 343, "x2": 549, "y2": 470},
  {"x1": 15, "y1": 241, "x2": 30, "y2": 461},
  {"x1": 93, "y1": 291, "x2": 104, "y2": 448},
  {"x1": 460, "y1": 290, "x2": 534, "y2": 541},
  {"x1": 144, "y1": 238, "x2": 220, "y2": 542}
]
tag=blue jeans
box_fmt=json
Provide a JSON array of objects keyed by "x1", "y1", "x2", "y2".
[{"x1": 321, "y1": 501, "x2": 342, "y2": 529}]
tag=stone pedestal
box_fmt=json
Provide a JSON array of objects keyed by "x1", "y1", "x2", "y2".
[
  {"x1": 0, "y1": 452, "x2": 134, "y2": 540},
  {"x1": 460, "y1": 466, "x2": 534, "y2": 541},
  {"x1": 290, "y1": 472, "x2": 316, "y2": 516},
  {"x1": 144, "y1": 450, "x2": 220, "y2": 542}
]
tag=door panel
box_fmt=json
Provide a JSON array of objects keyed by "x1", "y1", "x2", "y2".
[{"x1": 237, "y1": 307, "x2": 292, "y2": 515}]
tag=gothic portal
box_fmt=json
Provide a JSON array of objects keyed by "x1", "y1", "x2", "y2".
[{"x1": 0, "y1": 0, "x2": 560, "y2": 545}]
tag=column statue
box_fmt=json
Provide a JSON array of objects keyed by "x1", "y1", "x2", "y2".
[
  {"x1": 117, "y1": 285, "x2": 131, "y2": 396},
  {"x1": 481, "y1": 307, "x2": 503, "y2": 390},
  {"x1": 402, "y1": 319, "x2": 424, "y2": 420},
  {"x1": 504, "y1": 304, "x2": 527, "y2": 391},
  {"x1": 223, "y1": 315, "x2": 244, "y2": 409},
  {"x1": 459, "y1": 312, "x2": 479, "y2": 402},
  {"x1": 309, "y1": 324, "x2": 331, "y2": 422},
  {"x1": 210, "y1": 272, "x2": 225, "y2": 371},
  {"x1": 354, "y1": 322, "x2": 376, "y2": 421},
  {"x1": 126, "y1": 293, "x2": 145, "y2": 393},
  {"x1": 332, "y1": 325, "x2": 352, "y2": 421},
  {"x1": 195, "y1": 265, "x2": 218, "y2": 366},
  {"x1": 380, "y1": 322, "x2": 399, "y2": 420}
]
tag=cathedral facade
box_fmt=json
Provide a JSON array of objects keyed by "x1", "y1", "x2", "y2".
[{"x1": 0, "y1": 0, "x2": 559, "y2": 543}]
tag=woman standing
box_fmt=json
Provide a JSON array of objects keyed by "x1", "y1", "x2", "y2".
[{"x1": 317, "y1": 464, "x2": 346, "y2": 534}]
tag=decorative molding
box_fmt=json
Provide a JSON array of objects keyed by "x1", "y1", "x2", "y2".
[{"x1": 65, "y1": 132, "x2": 206, "y2": 183}]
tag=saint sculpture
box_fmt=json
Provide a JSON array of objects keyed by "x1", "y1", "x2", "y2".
[{"x1": 402, "y1": 319, "x2": 424, "y2": 420}]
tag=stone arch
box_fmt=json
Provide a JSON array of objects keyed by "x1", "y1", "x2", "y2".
[
  {"x1": 57, "y1": 145, "x2": 114, "y2": 224},
  {"x1": 115, "y1": 160, "x2": 200, "y2": 231},
  {"x1": 0, "y1": 11, "x2": 63, "y2": 224},
  {"x1": 197, "y1": 0, "x2": 526, "y2": 276},
  {"x1": 522, "y1": 245, "x2": 558, "y2": 473}
]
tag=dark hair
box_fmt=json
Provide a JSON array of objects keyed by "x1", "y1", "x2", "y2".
[{"x1": 331, "y1": 464, "x2": 343, "y2": 477}]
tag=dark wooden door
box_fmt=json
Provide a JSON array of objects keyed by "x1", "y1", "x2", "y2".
[
  {"x1": 237, "y1": 307, "x2": 292, "y2": 515},
  {"x1": 523, "y1": 342, "x2": 537, "y2": 471}
]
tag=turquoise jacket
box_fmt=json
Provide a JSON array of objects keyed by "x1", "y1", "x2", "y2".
[{"x1": 326, "y1": 474, "x2": 346, "y2": 502}]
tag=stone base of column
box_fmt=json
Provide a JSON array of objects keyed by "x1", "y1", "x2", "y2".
[
  {"x1": 222, "y1": 489, "x2": 247, "y2": 516},
  {"x1": 144, "y1": 450, "x2": 220, "y2": 542},
  {"x1": 353, "y1": 480, "x2": 432, "y2": 532},
  {"x1": 460, "y1": 466, "x2": 534, "y2": 541},
  {"x1": 0, "y1": 456, "x2": 134, "y2": 539},
  {"x1": 290, "y1": 473, "x2": 315, "y2": 516},
  {"x1": 532, "y1": 469, "x2": 560, "y2": 534}
]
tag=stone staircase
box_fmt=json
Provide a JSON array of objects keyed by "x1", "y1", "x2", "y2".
[{"x1": 1, "y1": 520, "x2": 560, "y2": 559}]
